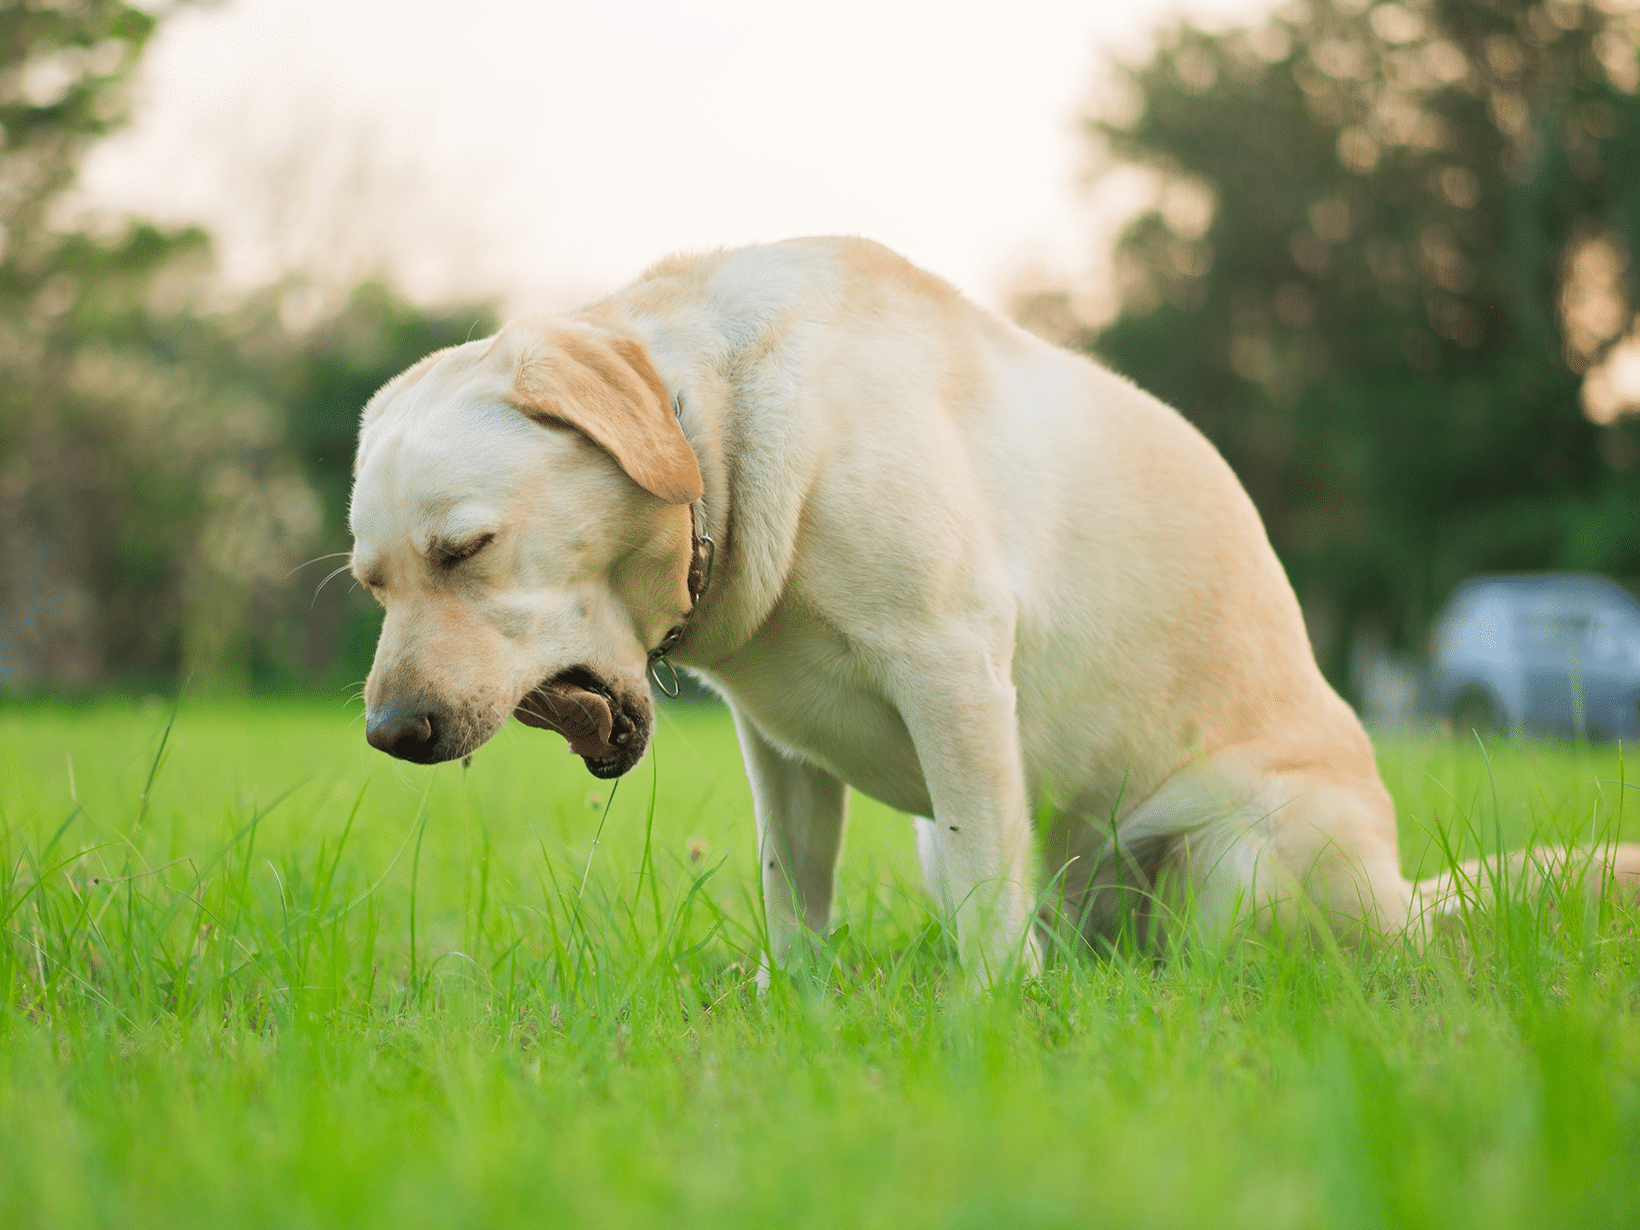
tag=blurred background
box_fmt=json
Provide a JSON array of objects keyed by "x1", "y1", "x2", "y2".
[{"x1": 2, "y1": 0, "x2": 1638, "y2": 728}]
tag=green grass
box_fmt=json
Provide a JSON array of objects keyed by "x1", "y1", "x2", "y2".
[{"x1": 1, "y1": 698, "x2": 1638, "y2": 1229}]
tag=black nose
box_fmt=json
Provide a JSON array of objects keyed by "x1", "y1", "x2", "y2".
[{"x1": 366, "y1": 704, "x2": 441, "y2": 762}]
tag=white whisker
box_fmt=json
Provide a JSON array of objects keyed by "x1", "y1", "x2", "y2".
[
  {"x1": 285, "y1": 551, "x2": 353, "y2": 580},
  {"x1": 312, "y1": 564, "x2": 356, "y2": 608}
]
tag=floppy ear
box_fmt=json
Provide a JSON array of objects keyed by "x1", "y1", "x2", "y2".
[{"x1": 505, "y1": 321, "x2": 704, "y2": 506}]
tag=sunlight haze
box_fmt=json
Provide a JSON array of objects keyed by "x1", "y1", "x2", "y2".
[{"x1": 81, "y1": 0, "x2": 1271, "y2": 319}]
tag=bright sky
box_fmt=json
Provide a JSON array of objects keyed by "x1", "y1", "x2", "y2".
[{"x1": 81, "y1": 0, "x2": 1270, "y2": 321}]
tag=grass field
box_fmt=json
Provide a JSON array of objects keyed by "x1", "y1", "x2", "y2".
[{"x1": 2, "y1": 698, "x2": 1638, "y2": 1229}]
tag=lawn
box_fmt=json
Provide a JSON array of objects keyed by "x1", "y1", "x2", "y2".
[{"x1": 1, "y1": 698, "x2": 1638, "y2": 1229}]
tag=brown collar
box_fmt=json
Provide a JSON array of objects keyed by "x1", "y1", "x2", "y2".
[
  {"x1": 647, "y1": 501, "x2": 714, "y2": 697},
  {"x1": 649, "y1": 395, "x2": 715, "y2": 696}
]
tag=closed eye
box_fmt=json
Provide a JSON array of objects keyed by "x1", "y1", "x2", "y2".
[{"x1": 435, "y1": 532, "x2": 495, "y2": 568}]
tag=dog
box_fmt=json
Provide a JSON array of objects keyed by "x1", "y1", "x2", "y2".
[{"x1": 349, "y1": 237, "x2": 1640, "y2": 980}]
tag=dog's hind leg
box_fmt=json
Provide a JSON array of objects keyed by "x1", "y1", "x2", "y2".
[
  {"x1": 731, "y1": 706, "x2": 850, "y2": 984},
  {"x1": 1096, "y1": 754, "x2": 1416, "y2": 951}
]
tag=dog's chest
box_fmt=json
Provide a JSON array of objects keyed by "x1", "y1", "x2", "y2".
[{"x1": 702, "y1": 609, "x2": 935, "y2": 817}]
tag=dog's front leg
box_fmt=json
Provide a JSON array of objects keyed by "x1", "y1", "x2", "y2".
[
  {"x1": 730, "y1": 705, "x2": 849, "y2": 985},
  {"x1": 893, "y1": 648, "x2": 1040, "y2": 985}
]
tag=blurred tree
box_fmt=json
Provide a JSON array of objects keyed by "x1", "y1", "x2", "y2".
[
  {"x1": 0, "y1": 3, "x2": 495, "y2": 696},
  {"x1": 0, "y1": 0, "x2": 303, "y2": 692},
  {"x1": 1082, "y1": 0, "x2": 1640, "y2": 690}
]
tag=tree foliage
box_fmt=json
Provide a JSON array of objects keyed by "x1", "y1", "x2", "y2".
[
  {"x1": 1088, "y1": 0, "x2": 1640, "y2": 683},
  {"x1": 0, "y1": 3, "x2": 495, "y2": 693}
]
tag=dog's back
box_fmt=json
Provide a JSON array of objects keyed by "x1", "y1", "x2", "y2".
[{"x1": 588, "y1": 237, "x2": 1637, "y2": 955}]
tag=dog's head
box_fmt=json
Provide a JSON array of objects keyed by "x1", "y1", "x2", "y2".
[{"x1": 348, "y1": 317, "x2": 702, "y2": 777}]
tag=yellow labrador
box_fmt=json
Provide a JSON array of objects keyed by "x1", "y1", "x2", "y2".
[{"x1": 349, "y1": 237, "x2": 1638, "y2": 979}]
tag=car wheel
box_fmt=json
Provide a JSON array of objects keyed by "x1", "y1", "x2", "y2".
[{"x1": 1451, "y1": 686, "x2": 1502, "y2": 738}]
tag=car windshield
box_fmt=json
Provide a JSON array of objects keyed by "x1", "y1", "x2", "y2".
[{"x1": 1517, "y1": 610, "x2": 1593, "y2": 648}]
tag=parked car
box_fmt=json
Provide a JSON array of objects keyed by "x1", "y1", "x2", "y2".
[{"x1": 1429, "y1": 574, "x2": 1640, "y2": 740}]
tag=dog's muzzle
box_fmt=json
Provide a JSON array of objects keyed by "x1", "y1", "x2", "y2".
[{"x1": 514, "y1": 666, "x2": 651, "y2": 779}]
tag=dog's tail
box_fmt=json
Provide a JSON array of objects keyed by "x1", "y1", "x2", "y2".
[{"x1": 1412, "y1": 842, "x2": 1640, "y2": 919}]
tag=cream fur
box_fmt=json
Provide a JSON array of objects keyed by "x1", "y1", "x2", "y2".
[{"x1": 350, "y1": 237, "x2": 1638, "y2": 983}]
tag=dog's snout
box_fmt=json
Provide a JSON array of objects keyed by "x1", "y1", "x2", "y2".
[{"x1": 367, "y1": 704, "x2": 442, "y2": 763}]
